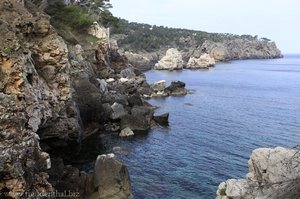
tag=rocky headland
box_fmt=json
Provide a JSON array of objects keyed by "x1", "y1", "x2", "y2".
[
  {"x1": 0, "y1": 1, "x2": 292, "y2": 199},
  {"x1": 112, "y1": 20, "x2": 283, "y2": 71}
]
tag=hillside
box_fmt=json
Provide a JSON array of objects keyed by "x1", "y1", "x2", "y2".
[
  {"x1": 112, "y1": 19, "x2": 254, "y2": 53},
  {"x1": 111, "y1": 19, "x2": 282, "y2": 70}
]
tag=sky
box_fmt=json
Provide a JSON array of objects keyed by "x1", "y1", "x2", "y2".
[{"x1": 110, "y1": 0, "x2": 300, "y2": 54}]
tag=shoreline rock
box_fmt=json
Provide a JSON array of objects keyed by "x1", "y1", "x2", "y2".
[
  {"x1": 154, "y1": 48, "x2": 184, "y2": 70},
  {"x1": 216, "y1": 147, "x2": 300, "y2": 199}
]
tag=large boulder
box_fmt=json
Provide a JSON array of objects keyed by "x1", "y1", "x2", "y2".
[
  {"x1": 110, "y1": 102, "x2": 127, "y2": 120},
  {"x1": 164, "y1": 81, "x2": 189, "y2": 96},
  {"x1": 93, "y1": 154, "x2": 132, "y2": 199},
  {"x1": 120, "y1": 106, "x2": 153, "y2": 132},
  {"x1": 216, "y1": 147, "x2": 300, "y2": 199},
  {"x1": 186, "y1": 53, "x2": 216, "y2": 69},
  {"x1": 153, "y1": 113, "x2": 169, "y2": 126},
  {"x1": 154, "y1": 48, "x2": 183, "y2": 70}
]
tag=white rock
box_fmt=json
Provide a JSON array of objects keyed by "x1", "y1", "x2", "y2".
[
  {"x1": 151, "y1": 80, "x2": 166, "y2": 92},
  {"x1": 119, "y1": 77, "x2": 129, "y2": 83},
  {"x1": 216, "y1": 147, "x2": 300, "y2": 199},
  {"x1": 186, "y1": 53, "x2": 215, "y2": 69},
  {"x1": 154, "y1": 48, "x2": 183, "y2": 70},
  {"x1": 106, "y1": 78, "x2": 115, "y2": 83},
  {"x1": 88, "y1": 22, "x2": 108, "y2": 40},
  {"x1": 119, "y1": 127, "x2": 134, "y2": 137},
  {"x1": 225, "y1": 179, "x2": 248, "y2": 198}
]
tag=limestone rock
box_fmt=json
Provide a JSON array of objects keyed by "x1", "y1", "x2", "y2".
[
  {"x1": 154, "y1": 48, "x2": 183, "y2": 70},
  {"x1": 111, "y1": 103, "x2": 127, "y2": 120},
  {"x1": 120, "y1": 106, "x2": 153, "y2": 132},
  {"x1": 202, "y1": 38, "x2": 283, "y2": 61},
  {"x1": 151, "y1": 80, "x2": 166, "y2": 92},
  {"x1": 164, "y1": 81, "x2": 189, "y2": 96},
  {"x1": 124, "y1": 51, "x2": 151, "y2": 71},
  {"x1": 94, "y1": 154, "x2": 132, "y2": 199},
  {"x1": 88, "y1": 22, "x2": 109, "y2": 40},
  {"x1": 216, "y1": 147, "x2": 300, "y2": 199},
  {"x1": 119, "y1": 127, "x2": 134, "y2": 137},
  {"x1": 186, "y1": 53, "x2": 216, "y2": 69},
  {"x1": 120, "y1": 67, "x2": 136, "y2": 79}
]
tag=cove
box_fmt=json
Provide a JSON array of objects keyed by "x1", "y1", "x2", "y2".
[{"x1": 108, "y1": 55, "x2": 300, "y2": 199}]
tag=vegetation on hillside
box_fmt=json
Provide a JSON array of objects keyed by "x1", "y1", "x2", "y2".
[
  {"x1": 111, "y1": 19, "x2": 259, "y2": 53},
  {"x1": 43, "y1": 0, "x2": 118, "y2": 44}
]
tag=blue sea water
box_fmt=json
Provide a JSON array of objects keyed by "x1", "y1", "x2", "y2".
[{"x1": 109, "y1": 55, "x2": 300, "y2": 199}]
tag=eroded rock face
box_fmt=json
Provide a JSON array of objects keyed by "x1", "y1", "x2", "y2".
[
  {"x1": 0, "y1": 0, "x2": 80, "y2": 196},
  {"x1": 186, "y1": 53, "x2": 216, "y2": 69},
  {"x1": 88, "y1": 22, "x2": 109, "y2": 40},
  {"x1": 124, "y1": 51, "x2": 151, "y2": 71},
  {"x1": 202, "y1": 39, "x2": 283, "y2": 61},
  {"x1": 216, "y1": 147, "x2": 300, "y2": 199},
  {"x1": 154, "y1": 48, "x2": 184, "y2": 70}
]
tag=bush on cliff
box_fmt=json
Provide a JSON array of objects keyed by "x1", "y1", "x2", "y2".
[{"x1": 46, "y1": 0, "x2": 93, "y2": 30}]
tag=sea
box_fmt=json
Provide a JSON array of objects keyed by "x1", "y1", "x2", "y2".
[{"x1": 108, "y1": 54, "x2": 300, "y2": 199}]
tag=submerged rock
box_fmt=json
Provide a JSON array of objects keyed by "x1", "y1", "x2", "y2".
[{"x1": 216, "y1": 147, "x2": 300, "y2": 199}]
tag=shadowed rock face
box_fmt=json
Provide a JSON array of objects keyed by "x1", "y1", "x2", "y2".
[{"x1": 216, "y1": 147, "x2": 300, "y2": 199}]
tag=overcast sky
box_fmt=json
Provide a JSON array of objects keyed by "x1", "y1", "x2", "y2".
[{"x1": 110, "y1": 0, "x2": 300, "y2": 54}]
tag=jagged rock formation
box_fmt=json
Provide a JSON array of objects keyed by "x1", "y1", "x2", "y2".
[
  {"x1": 216, "y1": 147, "x2": 300, "y2": 199},
  {"x1": 0, "y1": 0, "x2": 81, "y2": 196},
  {"x1": 0, "y1": 1, "x2": 134, "y2": 198},
  {"x1": 154, "y1": 48, "x2": 184, "y2": 70},
  {"x1": 186, "y1": 53, "x2": 216, "y2": 69},
  {"x1": 202, "y1": 39, "x2": 283, "y2": 61}
]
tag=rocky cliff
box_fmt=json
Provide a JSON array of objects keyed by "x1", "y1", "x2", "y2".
[
  {"x1": 216, "y1": 147, "x2": 300, "y2": 199},
  {"x1": 201, "y1": 39, "x2": 283, "y2": 61},
  {"x1": 0, "y1": 1, "x2": 135, "y2": 198}
]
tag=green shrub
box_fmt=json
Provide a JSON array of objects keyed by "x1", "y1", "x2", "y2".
[
  {"x1": 219, "y1": 187, "x2": 226, "y2": 196},
  {"x1": 46, "y1": 0, "x2": 93, "y2": 30}
]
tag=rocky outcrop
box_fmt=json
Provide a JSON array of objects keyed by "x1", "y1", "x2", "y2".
[
  {"x1": 0, "y1": 0, "x2": 82, "y2": 196},
  {"x1": 186, "y1": 53, "x2": 216, "y2": 69},
  {"x1": 202, "y1": 39, "x2": 283, "y2": 61},
  {"x1": 154, "y1": 48, "x2": 184, "y2": 70},
  {"x1": 124, "y1": 51, "x2": 151, "y2": 71},
  {"x1": 216, "y1": 147, "x2": 300, "y2": 199},
  {"x1": 88, "y1": 22, "x2": 109, "y2": 41},
  {"x1": 150, "y1": 80, "x2": 189, "y2": 97}
]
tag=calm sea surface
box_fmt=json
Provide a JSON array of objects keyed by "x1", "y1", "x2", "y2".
[{"x1": 108, "y1": 55, "x2": 300, "y2": 199}]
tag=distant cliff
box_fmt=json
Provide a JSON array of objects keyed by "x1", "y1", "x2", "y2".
[{"x1": 111, "y1": 19, "x2": 282, "y2": 69}]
